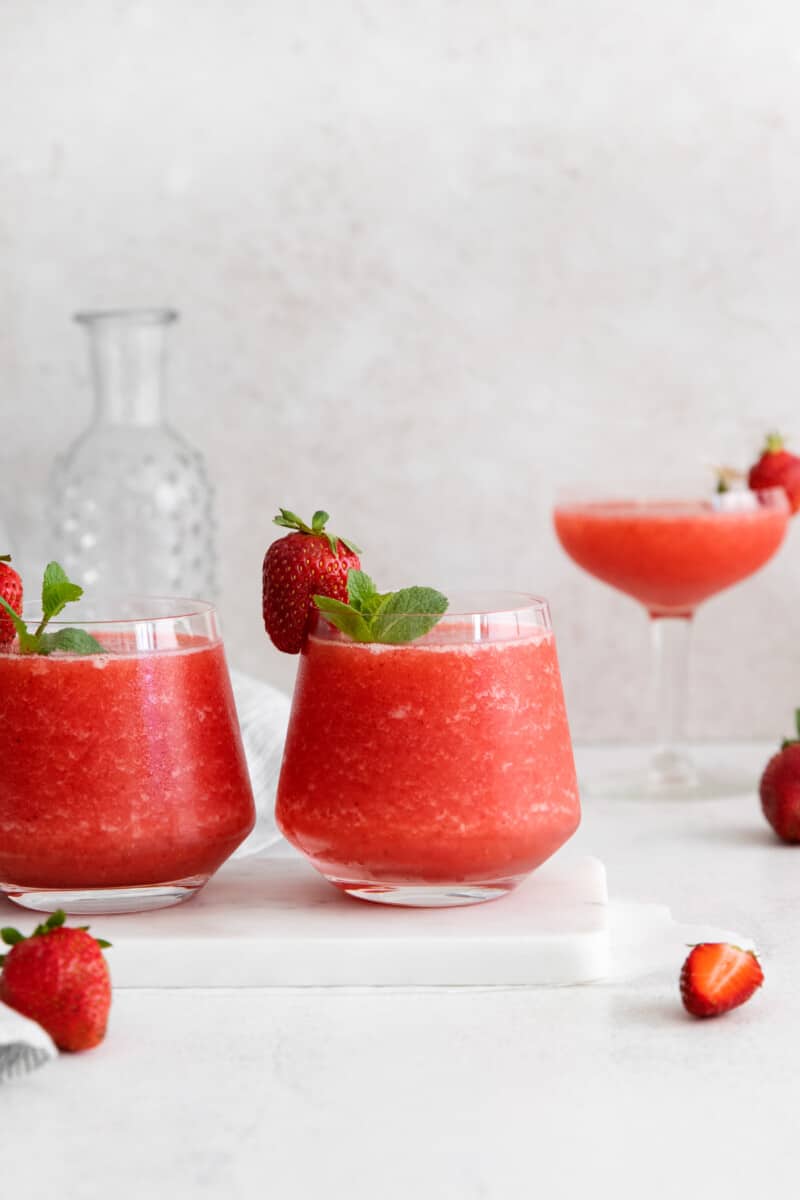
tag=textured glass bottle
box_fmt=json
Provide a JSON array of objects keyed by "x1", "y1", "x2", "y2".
[{"x1": 51, "y1": 309, "x2": 215, "y2": 597}]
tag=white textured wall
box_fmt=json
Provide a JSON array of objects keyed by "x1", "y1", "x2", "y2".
[{"x1": 3, "y1": 0, "x2": 800, "y2": 741}]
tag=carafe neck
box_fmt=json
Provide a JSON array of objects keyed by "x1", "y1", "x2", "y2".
[{"x1": 76, "y1": 308, "x2": 178, "y2": 428}]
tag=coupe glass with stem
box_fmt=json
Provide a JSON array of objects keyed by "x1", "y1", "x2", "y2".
[{"x1": 553, "y1": 487, "x2": 790, "y2": 798}]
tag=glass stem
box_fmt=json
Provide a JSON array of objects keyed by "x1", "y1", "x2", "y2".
[{"x1": 648, "y1": 615, "x2": 698, "y2": 789}]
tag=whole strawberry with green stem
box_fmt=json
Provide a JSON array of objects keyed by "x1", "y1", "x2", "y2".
[
  {"x1": 262, "y1": 509, "x2": 362, "y2": 653},
  {"x1": 760, "y1": 708, "x2": 800, "y2": 843},
  {"x1": 748, "y1": 432, "x2": 800, "y2": 513},
  {"x1": 0, "y1": 910, "x2": 112, "y2": 1052},
  {"x1": 0, "y1": 554, "x2": 23, "y2": 646}
]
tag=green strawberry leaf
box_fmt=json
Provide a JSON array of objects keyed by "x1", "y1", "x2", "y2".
[
  {"x1": 32, "y1": 910, "x2": 66, "y2": 937},
  {"x1": 271, "y1": 507, "x2": 361, "y2": 563},
  {"x1": 95, "y1": 938, "x2": 112, "y2": 950},
  {"x1": 313, "y1": 594, "x2": 373, "y2": 642},
  {"x1": 0, "y1": 927, "x2": 24, "y2": 946},
  {"x1": 369, "y1": 587, "x2": 449, "y2": 645}
]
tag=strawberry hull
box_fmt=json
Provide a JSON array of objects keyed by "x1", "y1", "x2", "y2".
[
  {"x1": 275, "y1": 617, "x2": 581, "y2": 902},
  {"x1": 0, "y1": 638, "x2": 255, "y2": 892}
]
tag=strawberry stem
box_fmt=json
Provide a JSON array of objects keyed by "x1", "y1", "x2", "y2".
[
  {"x1": 271, "y1": 508, "x2": 362, "y2": 557},
  {"x1": 0, "y1": 554, "x2": 11, "y2": 563},
  {"x1": 765, "y1": 432, "x2": 786, "y2": 454}
]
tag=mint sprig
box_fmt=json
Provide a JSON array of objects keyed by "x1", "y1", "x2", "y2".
[
  {"x1": 313, "y1": 570, "x2": 448, "y2": 645},
  {"x1": 0, "y1": 561, "x2": 106, "y2": 656}
]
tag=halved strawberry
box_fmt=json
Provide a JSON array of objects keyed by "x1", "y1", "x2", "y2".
[
  {"x1": 262, "y1": 509, "x2": 361, "y2": 654},
  {"x1": 680, "y1": 942, "x2": 764, "y2": 1019}
]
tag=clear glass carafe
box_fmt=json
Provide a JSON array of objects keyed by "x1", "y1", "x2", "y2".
[{"x1": 50, "y1": 309, "x2": 215, "y2": 598}]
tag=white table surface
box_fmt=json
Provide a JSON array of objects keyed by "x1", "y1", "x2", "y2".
[{"x1": 3, "y1": 742, "x2": 798, "y2": 1200}]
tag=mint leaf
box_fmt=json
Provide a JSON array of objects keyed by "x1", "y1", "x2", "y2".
[
  {"x1": 313, "y1": 573, "x2": 448, "y2": 646},
  {"x1": 39, "y1": 627, "x2": 107, "y2": 656},
  {"x1": 313, "y1": 595, "x2": 373, "y2": 642},
  {"x1": 370, "y1": 587, "x2": 448, "y2": 645},
  {"x1": 0, "y1": 562, "x2": 106, "y2": 656},
  {"x1": 347, "y1": 569, "x2": 378, "y2": 612},
  {"x1": 41, "y1": 561, "x2": 83, "y2": 620},
  {"x1": 347, "y1": 571, "x2": 390, "y2": 617}
]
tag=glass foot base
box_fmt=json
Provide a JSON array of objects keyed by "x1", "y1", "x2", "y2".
[
  {"x1": 329, "y1": 877, "x2": 521, "y2": 907},
  {"x1": 1, "y1": 875, "x2": 209, "y2": 915}
]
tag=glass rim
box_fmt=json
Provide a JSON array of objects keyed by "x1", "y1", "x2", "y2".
[
  {"x1": 421, "y1": 590, "x2": 550, "y2": 617},
  {"x1": 553, "y1": 486, "x2": 790, "y2": 512},
  {"x1": 20, "y1": 595, "x2": 215, "y2": 627},
  {"x1": 74, "y1": 307, "x2": 179, "y2": 326}
]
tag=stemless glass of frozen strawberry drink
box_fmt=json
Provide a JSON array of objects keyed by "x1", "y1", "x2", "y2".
[
  {"x1": 275, "y1": 593, "x2": 581, "y2": 906},
  {"x1": 0, "y1": 598, "x2": 255, "y2": 914},
  {"x1": 553, "y1": 488, "x2": 790, "y2": 798}
]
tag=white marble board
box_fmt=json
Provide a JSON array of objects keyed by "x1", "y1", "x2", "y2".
[{"x1": 0, "y1": 854, "x2": 610, "y2": 989}]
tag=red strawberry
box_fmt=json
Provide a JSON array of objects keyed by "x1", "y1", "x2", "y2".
[
  {"x1": 0, "y1": 910, "x2": 111, "y2": 1052},
  {"x1": 680, "y1": 943, "x2": 764, "y2": 1019},
  {"x1": 760, "y1": 710, "x2": 800, "y2": 842},
  {"x1": 262, "y1": 509, "x2": 361, "y2": 653},
  {"x1": 748, "y1": 432, "x2": 800, "y2": 513},
  {"x1": 0, "y1": 554, "x2": 23, "y2": 646}
]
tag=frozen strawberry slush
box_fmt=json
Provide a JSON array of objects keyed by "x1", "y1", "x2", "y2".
[
  {"x1": 276, "y1": 627, "x2": 580, "y2": 888},
  {"x1": 553, "y1": 500, "x2": 789, "y2": 615},
  {"x1": 0, "y1": 638, "x2": 255, "y2": 890}
]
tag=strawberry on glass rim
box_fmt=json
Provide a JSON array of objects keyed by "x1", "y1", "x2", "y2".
[
  {"x1": 0, "y1": 554, "x2": 23, "y2": 646},
  {"x1": 748, "y1": 432, "x2": 800, "y2": 514},
  {"x1": 262, "y1": 508, "x2": 361, "y2": 653}
]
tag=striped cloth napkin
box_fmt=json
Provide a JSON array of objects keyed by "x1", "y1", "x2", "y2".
[{"x1": 0, "y1": 1003, "x2": 57, "y2": 1082}]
